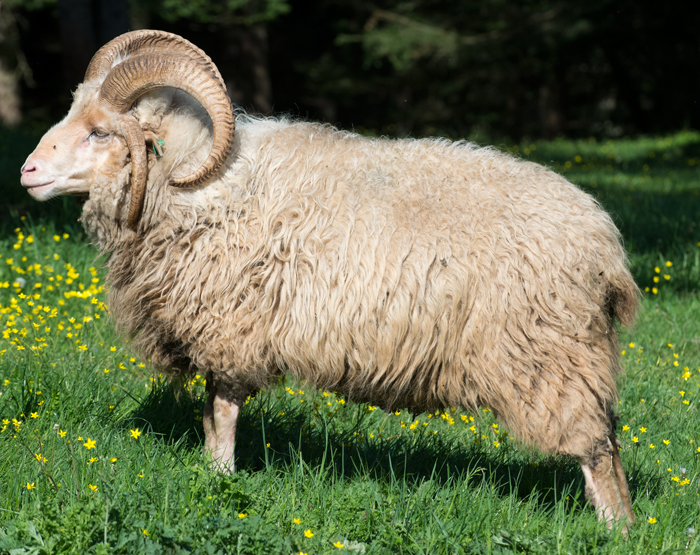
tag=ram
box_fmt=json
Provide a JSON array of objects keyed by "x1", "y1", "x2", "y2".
[{"x1": 21, "y1": 30, "x2": 638, "y2": 527}]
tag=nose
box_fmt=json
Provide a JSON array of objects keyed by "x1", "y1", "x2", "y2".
[{"x1": 21, "y1": 162, "x2": 37, "y2": 174}]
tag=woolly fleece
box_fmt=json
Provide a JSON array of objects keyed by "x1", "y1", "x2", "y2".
[{"x1": 79, "y1": 90, "x2": 638, "y2": 461}]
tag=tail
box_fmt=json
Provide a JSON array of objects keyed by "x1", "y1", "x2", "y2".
[{"x1": 608, "y1": 270, "x2": 640, "y2": 328}]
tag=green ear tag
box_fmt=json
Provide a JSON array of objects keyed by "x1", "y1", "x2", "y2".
[{"x1": 152, "y1": 140, "x2": 165, "y2": 157}]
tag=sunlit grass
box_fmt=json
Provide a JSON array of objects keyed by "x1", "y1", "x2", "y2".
[{"x1": 0, "y1": 132, "x2": 699, "y2": 553}]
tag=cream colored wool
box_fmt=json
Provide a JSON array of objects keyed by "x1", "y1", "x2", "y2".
[{"x1": 78, "y1": 90, "x2": 638, "y2": 462}]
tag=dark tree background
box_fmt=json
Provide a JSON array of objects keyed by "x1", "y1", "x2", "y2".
[{"x1": 0, "y1": 0, "x2": 698, "y2": 140}]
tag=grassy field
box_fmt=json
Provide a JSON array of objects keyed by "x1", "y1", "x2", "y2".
[{"x1": 0, "y1": 129, "x2": 699, "y2": 554}]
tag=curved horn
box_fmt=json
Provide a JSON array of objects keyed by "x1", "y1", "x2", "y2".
[
  {"x1": 99, "y1": 52, "x2": 235, "y2": 191},
  {"x1": 118, "y1": 115, "x2": 149, "y2": 229},
  {"x1": 85, "y1": 30, "x2": 226, "y2": 91}
]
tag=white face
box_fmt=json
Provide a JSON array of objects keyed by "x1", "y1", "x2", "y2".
[{"x1": 20, "y1": 102, "x2": 125, "y2": 201}]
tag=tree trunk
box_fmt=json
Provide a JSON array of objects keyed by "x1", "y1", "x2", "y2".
[
  {"x1": 57, "y1": 0, "x2": 96, "y2": 90},
  {"x1": 224, "y1": 25, "x2": 272, "y2": 114},
  {"x1": 602, "y1": 44, "x2": 650, "y2": 133},
  {"x1": 538, "y1": 83, "x2": 562, "y2": 139},
  {"x1": 97, "y1": 0, "x2": 129, "y2": 47},
  {"x1": 0, "y1": 58, "x2": 21, "y2": 126},
  {"x1": 57, "y1": 0, "x2": 129, "y2": 91}
]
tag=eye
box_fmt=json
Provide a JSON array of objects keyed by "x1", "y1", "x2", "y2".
[{"x1": 90, "y1": 129, "x2": 110, "y2": 140}]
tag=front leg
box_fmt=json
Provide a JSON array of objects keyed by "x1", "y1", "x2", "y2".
[
  {"x1": 202, "y1": 372, "x2": 243, "y2": 473},
  {"x1": 202, "y1": 372, "x2": 218, "y2": 455}
]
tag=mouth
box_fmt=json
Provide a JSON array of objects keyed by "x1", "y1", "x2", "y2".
[
  {"x1": 23, "y1": 181, "x2": 56, "y2": 198},
  {"x1": 24, "y1": 180, "x2": 55, "y2": 190}
]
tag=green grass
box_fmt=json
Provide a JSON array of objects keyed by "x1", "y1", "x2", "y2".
[{"x1": 0, "y1": 130, "x2": 699, "y2": 553}]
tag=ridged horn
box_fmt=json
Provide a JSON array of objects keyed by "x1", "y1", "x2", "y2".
[
  {"x1": 119, "y1": 114, "x2": 148, "y2": 229},
  {"x1": 99, "y1": 51, "x2": 235, "y2": 190},
  {"x1": 85, "y1": 30, "x2": 226, "y2": 91}
]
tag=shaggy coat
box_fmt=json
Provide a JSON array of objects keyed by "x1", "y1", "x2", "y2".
[{"x1": 77, "y1": 90, "x2": 638, "y2": 462}]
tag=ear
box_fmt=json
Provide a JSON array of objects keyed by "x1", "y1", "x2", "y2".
[{"x1": 131, "y1": 90, "x2": 174, "y2": 132}]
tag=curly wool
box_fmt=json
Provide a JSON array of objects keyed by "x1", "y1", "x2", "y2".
[{"x1": 80, "y1": 93, "x2": 638, "y2": 460}]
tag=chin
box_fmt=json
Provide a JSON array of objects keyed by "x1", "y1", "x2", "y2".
[{"x1": 26, "y1": 183, "x2": 58, "y2": 201}]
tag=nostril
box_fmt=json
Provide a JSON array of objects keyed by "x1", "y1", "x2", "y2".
[{"x1": 21, "y1": 163, "x2": 37, "y2": 174}]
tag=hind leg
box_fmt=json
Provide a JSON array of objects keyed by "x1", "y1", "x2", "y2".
[
  {"x1": 609, "y1": 429, "x2": 635, "y2": 523},
  {"x1": 577, "y1": 428, "x2": 635, "y2": 531},
  {"x1": 486, "y1": 362, "x2": 636, "y2": 530}
]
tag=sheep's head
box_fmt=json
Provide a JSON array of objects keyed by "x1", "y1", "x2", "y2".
[{"x1": 20, "y1": 30, "x2": 235, "y2": 230}]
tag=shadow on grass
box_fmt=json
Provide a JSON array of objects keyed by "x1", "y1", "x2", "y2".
[
  {"x1": 0, "y1": 196, "x2": 85, "y2": 237},
  {"x1": 130, "y1": 381, "x2": 663, "y2": 519},
  {"x1": 586, "y1": 184, "x2": 700, "y2": 255},
  {"x1": 129, "y1": 379, "x2": 207, "y2": 451},
  {"x1": 584, "y1": 184, "x2": 700, "y2": 293}
]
